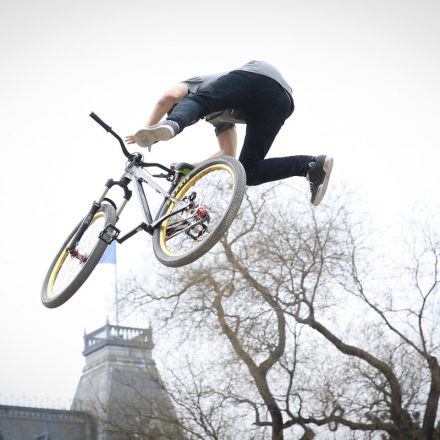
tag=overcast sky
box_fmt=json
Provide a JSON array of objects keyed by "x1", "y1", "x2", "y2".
[{"x1": 0, "y1": 0, "x2": 439, "y2": 407}]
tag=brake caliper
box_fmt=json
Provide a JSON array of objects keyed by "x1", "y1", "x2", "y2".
[
  {"x1": 70, "y1": 248, "x2": 88, "y2": 264},
  {"x1": 197, "y1": 208, "x2": 208, "y2": 218}
]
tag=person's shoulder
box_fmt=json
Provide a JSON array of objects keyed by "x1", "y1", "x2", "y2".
[
  {"x1": 182, "y1": 75, "x2": 203, "y2": 84},
  {"x1": 183, "y1": 72, "x2": 226, "y2": 83},
  {"x1": 182, "y1": 72, "x2": 227, "y2": 94},
  {"x1": 240, "y1": 60, "x2": 273, "y2": 68},
  {"x1": 181, "y1": 76, "x2": 206, "y2": 94}
]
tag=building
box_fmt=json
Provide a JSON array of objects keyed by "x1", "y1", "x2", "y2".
[
  {"x1": 0, "y1": 406, "x2": 95, "y2": 440},
  {"x1": 0, "y1": 323, "x2": 184, "y2": 440}
]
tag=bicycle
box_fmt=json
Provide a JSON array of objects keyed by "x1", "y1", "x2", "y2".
[{"x1": 41, "y1": 113, "x2": 246, "y2": 309}]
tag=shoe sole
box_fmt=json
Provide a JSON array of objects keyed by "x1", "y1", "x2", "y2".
[
  {"x1": 312, "y1": 156, "x2": 333, "y2": 206},
  {"x1": 134, "y1": 126, "x2": 174, "y2": 148}
]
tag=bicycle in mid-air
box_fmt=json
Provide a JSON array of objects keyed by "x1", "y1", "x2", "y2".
[{"x1": 41, "y1": 113, "x2": 246, "y2": 309}]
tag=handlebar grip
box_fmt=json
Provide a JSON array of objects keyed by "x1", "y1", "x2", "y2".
[{"x1": 89, "y1": 112, "x2": 112, "y2": 132}]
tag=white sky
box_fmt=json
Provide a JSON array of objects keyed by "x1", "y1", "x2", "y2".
[{"x1": 0, "y1": 0, "x2": 439, "y2": 407}]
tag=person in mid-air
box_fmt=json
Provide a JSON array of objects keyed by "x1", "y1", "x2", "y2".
[{"x1": 125, "y1": 60, "x2": 333, "y2": 206}]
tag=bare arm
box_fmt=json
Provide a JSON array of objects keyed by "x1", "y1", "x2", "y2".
[
  {"x1": 146, "y1": 83, "x2": 188, "y2": 125},
  {"x1": 192, "y1": 126, "x2": 238, "y2": 168},
  {"x1": 125, "y1": 83, "x2": 188, "y2": 144}
]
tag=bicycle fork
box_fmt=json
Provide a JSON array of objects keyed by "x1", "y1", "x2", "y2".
[{"x1": 66, "y1": 178, "x2": 132, "y2": 254}]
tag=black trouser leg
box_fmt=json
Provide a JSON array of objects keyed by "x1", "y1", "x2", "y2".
[{"x1": 238, "y1": 83, "x2": 313, "y2": 185}]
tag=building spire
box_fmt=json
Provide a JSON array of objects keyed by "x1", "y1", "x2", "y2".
[{"x1": 73, "y1": 322, "x2": 183, "y2": 439}]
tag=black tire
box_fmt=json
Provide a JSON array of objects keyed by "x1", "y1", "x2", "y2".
[
  {"x1": 41, "y1": 204, "x2": 117, "y2": 308},
  {"x1": 153, "y1": 156, "x2": 246, "y2": 267}
]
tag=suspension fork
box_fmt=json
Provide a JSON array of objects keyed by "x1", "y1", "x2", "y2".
[{"x1": 66, "y1": 179, "x2": 132, "y2": 253}]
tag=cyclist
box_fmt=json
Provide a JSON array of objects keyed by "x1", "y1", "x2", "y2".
[{"x1": 125, "y1": 60, "x2": 333, "y2": 206}]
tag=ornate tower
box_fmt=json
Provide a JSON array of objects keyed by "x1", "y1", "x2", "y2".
[{"x1": 72, "y1": 322, "x2": 183, "y2": 440}]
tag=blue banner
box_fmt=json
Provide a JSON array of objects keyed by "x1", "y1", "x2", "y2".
[{"x1": 99, "y1": 241, "x2": 116, "y2": 264}]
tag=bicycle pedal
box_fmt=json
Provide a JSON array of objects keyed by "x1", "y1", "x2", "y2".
[{"x1": 99, "y1": 224, "x2": 120, "y2": 244}]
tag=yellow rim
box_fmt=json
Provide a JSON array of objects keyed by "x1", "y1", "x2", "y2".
[
  {"x1": 47, "y1": 212, "x2": 105, "y2": 299},
  {"x1": 159, "y1": 163, "x2": 235, "y2": 257}
]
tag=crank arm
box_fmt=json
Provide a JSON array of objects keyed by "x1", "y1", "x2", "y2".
[
  {"x1": 165, "y1": 214, "x2": 199, "y2": 239},
  {"x1": 166, "y1": 223, "x2": 190, "y2": 240}
]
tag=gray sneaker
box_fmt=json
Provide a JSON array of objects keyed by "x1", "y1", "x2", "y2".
[
  {"x1": 306, "y1": 155, "x2": 333, "y2": 206},
  {"x1": 134, "y1": 120, "x2": 180, "y2": 148}
]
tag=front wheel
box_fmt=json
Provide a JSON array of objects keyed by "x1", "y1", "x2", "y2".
[
  {"x1": 153, "y1": 156, "x2": 246, "y2": 267},
  {"x1": 41, "y1": 204, "x2": 117, "y2": 308}
]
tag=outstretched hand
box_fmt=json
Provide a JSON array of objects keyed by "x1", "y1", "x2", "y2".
[
  {"x1": 125, "y1": 135, "x2": 136, "y2": 145},
  {"x1": 125, "y1": 134, "x2": 152, "y2": 152}
]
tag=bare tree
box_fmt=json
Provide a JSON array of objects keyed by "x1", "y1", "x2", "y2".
[{"x1": 119, "y1": 185, "x2": 440, "y2": 439}]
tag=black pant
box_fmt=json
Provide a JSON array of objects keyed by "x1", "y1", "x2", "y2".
[{"x1": 168, "y1": 70, "x2": 314, "y2": 186}]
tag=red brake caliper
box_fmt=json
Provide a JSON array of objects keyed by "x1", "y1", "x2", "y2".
[
  {"x1": 197, "y1": 208, "x2": 208, "y2": 218},
  {"x1": 70, "y1": 248, "x2": 88, "y2": 264}
]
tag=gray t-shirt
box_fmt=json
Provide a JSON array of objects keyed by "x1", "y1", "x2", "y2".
[{"x1": 183, "y1": 72, "x2": 226, "y2": 95}]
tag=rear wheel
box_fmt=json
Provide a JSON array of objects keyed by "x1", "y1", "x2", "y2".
[
  {"x1": 153, "y1": 156, "x2": 246, "y2": 267},
  {"x1": 41, "y1": 204, "x2": 117, "y2": 308}
]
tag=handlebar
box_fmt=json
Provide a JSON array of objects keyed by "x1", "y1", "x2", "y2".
[
  {"x1": 90, "y1": 111, "x2": 132, "y2": 159},
  {"x1": 89, "y1": 111, "x2": 172, "y2": 174},
  {"x1": 90, "y1": 112, "x2": 112, "y2": 132}
]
